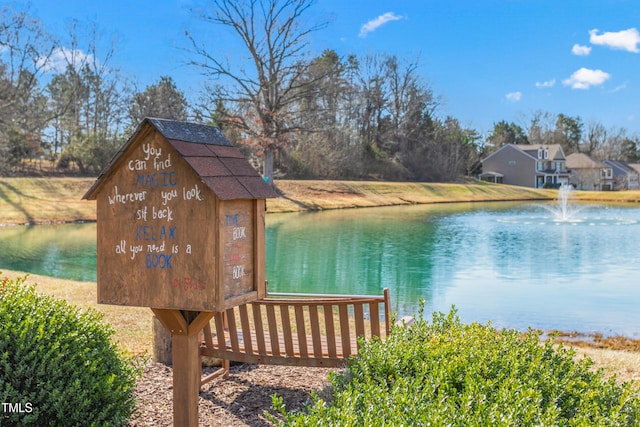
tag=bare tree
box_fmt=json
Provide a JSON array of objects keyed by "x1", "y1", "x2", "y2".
[
  {"x1": 46, "y1": 19, "x2": 129, "y2": 174},
  {"x1": 0, "y1": 6, "x2": 56, "y2": 172},
  {"x1": 186, "y1": 0, "x2": 328, "y2": 185}
]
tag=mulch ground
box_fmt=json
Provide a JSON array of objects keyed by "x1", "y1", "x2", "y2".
[{"x1": 129, "y1": 363, "x2": 336, "y2": 426}]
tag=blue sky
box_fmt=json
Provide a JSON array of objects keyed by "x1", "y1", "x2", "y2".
[{"x1": 16, "y1": 0, "x2": 640, "y2": 137}]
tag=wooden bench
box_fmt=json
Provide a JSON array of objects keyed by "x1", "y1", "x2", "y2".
[{"x1": 200, "y1": 289, "x2": 391, "y2": 386}]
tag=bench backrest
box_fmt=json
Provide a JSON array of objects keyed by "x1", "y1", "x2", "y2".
[{"x1": 201, "y1": 289, "x2": 391, "y2": 368}]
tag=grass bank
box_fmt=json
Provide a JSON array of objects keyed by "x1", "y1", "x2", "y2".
[
  {"x1": 0, "y1": 177, "x2": 559, "y2": 225},
  {"x1": 5, "y1": 176, "x2": 640, "y2": 225}
]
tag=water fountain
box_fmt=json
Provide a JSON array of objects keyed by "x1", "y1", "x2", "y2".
[
  {"x1": 530, "y1": 184, "x2": 586, "y2": 223},
  {"x1": 552, "y1": 184, "x2": 581, "y2": 222}
]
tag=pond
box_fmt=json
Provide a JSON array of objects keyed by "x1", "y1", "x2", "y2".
[{"x1": 1, "y1": 200, "x2": 639, "y2": 337}]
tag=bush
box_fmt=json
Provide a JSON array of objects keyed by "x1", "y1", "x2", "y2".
[
  {"x1": 0, "y1": 275, "x2": 139, "y2": 426},
  {"x1": 273, "y1": 309, "x2": 640, "y2": 426}
]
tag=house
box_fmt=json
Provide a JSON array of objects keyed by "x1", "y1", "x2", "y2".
[
  {"x1": 83, "y1": 118, "x2": 279, "y2": 312},
  {"x1": 604, "y1": 160, "x2": 640, "y2": 190},
  {"x1": 480, "y1": 144, "x2": 570, "y2": 188},
  {"x1": 566, "y1": 153, "x2": 613, "y2": 191}
]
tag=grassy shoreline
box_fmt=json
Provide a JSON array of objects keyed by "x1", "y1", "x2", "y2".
[{"x1": 4, "y1": 176, "x2": 640, "y2": 226}]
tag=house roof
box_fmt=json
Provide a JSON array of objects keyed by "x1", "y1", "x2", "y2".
[
  {"x1": 481, "y1": 143, "x2": 566, "y2": 163},
  {"x1": 566, "y1": 153, "x2": 606, "y2": 169},
  {"x1": 83, "y1": 118, "x2": 279, "y2": 201},
  {"x1": 604, "y1": 160, "x2": 638, "y2": 176},
  {"x1": 516, "y1": 144, "x2": 565, "y2": 160},
  {"x1": 629, "y1": 163, "x2": 640, "y2": 174}
]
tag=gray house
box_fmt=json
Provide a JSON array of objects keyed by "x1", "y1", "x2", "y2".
[
  {"x1": 566, "y1": 153, "x2": 613, "y2": 191},
  {"x1": 604, "y1": 160, "x2": 640, "y2": 190},
  {"x1": 480, "y1": 144, "x2": 570, "y2": 188}
]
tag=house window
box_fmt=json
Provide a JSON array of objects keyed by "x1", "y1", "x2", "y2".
[
  {"x1": 603, "y1": 168, "x2": 612, "y2": 179},
  {"x1": 537, "y1": 148, "x2": 543, "y2": 159},
  {"x1": 544, "y1": 148, "x2": 549, "y2": 159},
  {"x1": 537, "y1": 161, "x2": 544, "y2": 171},
  {"x1": 555, "y1": 162, "x2": 562, "y2": 172}
]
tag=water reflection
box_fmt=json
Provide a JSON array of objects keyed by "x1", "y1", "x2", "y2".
[
  {"x1": 1, "y1": 201, "x2": 640, "y2": 337},
  {"x1": 0, "y1": 223, "x2": 96, "y2": 282},
  {"x1": 266, "y1": 202, "x2": 640, "y2": 337}
]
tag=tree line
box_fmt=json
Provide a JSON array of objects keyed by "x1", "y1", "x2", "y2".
[{"x1": 1, "y1": 1, "x2": 638, "y2": 181}]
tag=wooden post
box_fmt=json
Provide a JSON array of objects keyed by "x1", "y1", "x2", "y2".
[
  {"x1": 172, "y1": 327, "x2": 200, "y2": 426},
  {"x1": 152, "y1": 309, "x2": 213, "y2": 427}
]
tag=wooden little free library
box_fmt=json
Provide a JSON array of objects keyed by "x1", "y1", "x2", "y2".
[
  {"x1": 83, "y1": 118, "x2": 278, "y2": 312},
  {"x1": 83, "y1": 118, "x2": 391, "y2": 426}
]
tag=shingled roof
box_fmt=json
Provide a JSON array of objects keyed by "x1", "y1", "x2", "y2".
[{"x1": 83, "y1": 118, "x2": 279, "y2": 201}]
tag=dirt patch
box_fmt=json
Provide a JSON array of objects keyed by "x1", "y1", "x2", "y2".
[{"x1": 129, "y1": 363, "x2": 335, "y2": 426}]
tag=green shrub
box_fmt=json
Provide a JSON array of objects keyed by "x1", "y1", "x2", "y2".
[
  {"x1": 0, "y1": 275, "x2": 140, "y2": 426},
  {"x1": 273, "y1": 309, "x2": 640, "y2": 426}
]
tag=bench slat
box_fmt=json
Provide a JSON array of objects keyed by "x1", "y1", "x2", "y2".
[
  {"x1": 227, "y1": 308, "x2": 240, "y2": 353},
  {"x1": 354, "y1": 303, "x2": 365, "y2": 347},
  {"x1": 294, "y1": 305, "x2": 308, "y2": 357},
  {"x1": 280, "y1": 304, "x2": 295, "y2": 356},
  {"x1": 369, "y1": 302, "x2": 380, "y2": 338},
  {"x1": 338, "y1": 304, "x2": 351, "y2": 356},
  {"x1": 266, "y1": 304, "x2": 280, "y2": 356},
  {"x1": 309, "y1": 305, "x2": 322, "y2": 358},
  {"x1": 323, "y1": 304, "x2": 337, "y2": 358},
  {"x1": 239, "y1": 304, "x2": 253, "y2": 355},
  {"x1": 252, "y1": 304, "x2": 266, "y2": 355}
]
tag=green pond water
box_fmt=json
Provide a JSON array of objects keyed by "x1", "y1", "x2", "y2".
[{"x1": 1, "y1": 201, "x2": 639, "y2": 337}]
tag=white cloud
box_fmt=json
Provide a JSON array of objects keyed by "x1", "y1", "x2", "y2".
[
  {"x1": 535, "y1": 79, "x2": 556, "y2": 88},
  {"x1": 571, "y1": 44, "x2": 591, "y2": 56},
  {"x1": 359, "y1": 12, "x2": 403, "y2": 38},
  {"x1": 506, "y1": 91, "x2": 522, "y2": 102},
  {"x1": 562, "y1": 67, "x2": 611, "y2": 89},
  {"x1": 589, "y1": 28, "x2": 640, "y2": 53},
  {"x1": 608, "y1": 82, "x2": 627, "y2": 93},
  {"x1": 37, "y1": 47, "x2": 94, "y2": 73}
]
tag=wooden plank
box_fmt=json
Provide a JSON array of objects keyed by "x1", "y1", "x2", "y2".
[
  {"x1": 227, "y1": 308, "x2": 240, "y2": 353},
  {"x1": 266, "y1": 304, "x2": 280, "y2": 356},
  {"x1": 203, "y1": 322, "x2": 214, "y2": 348},
  {"x1": 354, "y1": 303, "x2": 365, "y2": 339},
  {"x1": 215, "y1": 197, "x2": 225, "y2": 312},
  {"x1": 187, "y1": 311, "x2": 214, "y2": 337},
  {"x1": 280, "y1": 305, "x2": 294, "y2": 356},
  {"x1": 338, "y1": 304, "x2": 351, "y2": 356},
  {"x1": 294, "y1": 305, "x2": 308, "y2": 357},
  {"x1": 214, "y1": 313, "x2": 226, "y2": 350},
  {"x1": 309, "y1": 305, "x2": 322, "y2": 358},
  {"x1": 384, "y1": 288, "x2": 391, "y2": 335},
  {"x1": 172, "y1": 332, "x2": 200, "y2": 426},
  {"x1": 369, "y1": 302, "x2": 381, "y2": 338},
  {"x1": 152, "y1": 308, "x2": 188, "y2": 335},
  {"x1": 252, "y1": 304, "x2": 266, "y2": 355},
  {"x1": 238, "y1": 304, "x2": 253, "y2": 355},
  {"x1": 254, "y1": 199, "x2": 267, "y2": 299},
  {"x1": 222, "y1": 200, "x2": 255, "y2": 301},
  {"x1": 223, "y1": 292, "x2": 258, "y2": 311},
  {"x1": 323, "y1": 305, "x2": 337, "y2": 358}
]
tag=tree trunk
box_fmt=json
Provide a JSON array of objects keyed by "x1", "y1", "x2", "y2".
[
  {"x1": 153, "y1": 315, "x2": 172, "y2": 365},
  {"x1": 264, "y1": 146, "x2": 274, "y2": 186}
]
